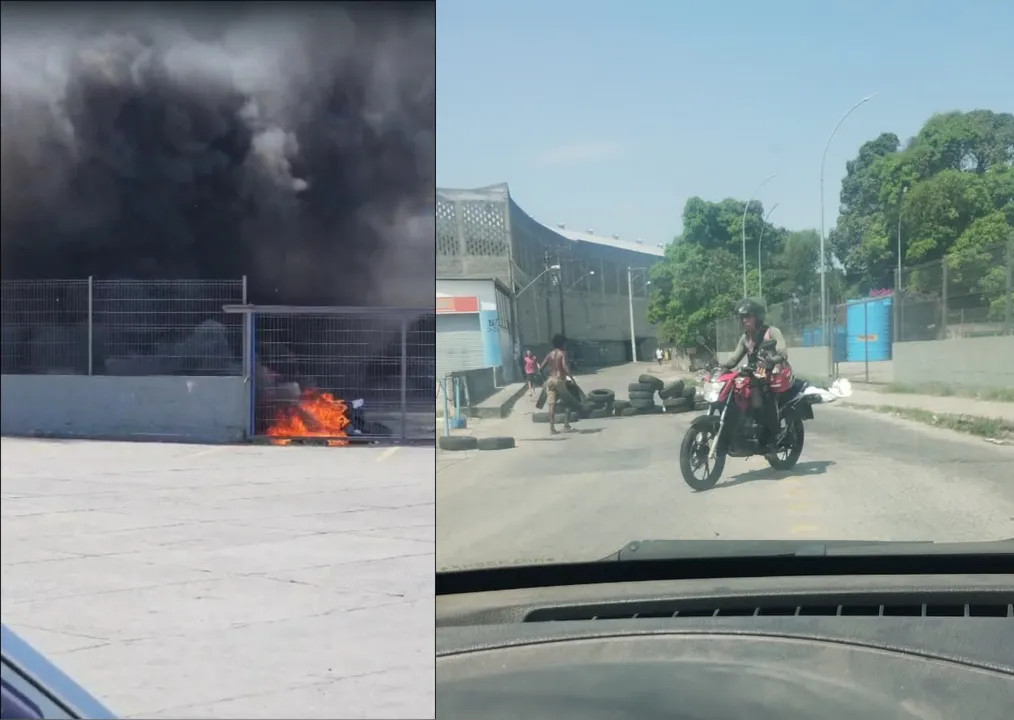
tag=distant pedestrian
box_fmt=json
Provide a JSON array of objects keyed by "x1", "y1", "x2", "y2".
[
  {"x1": 523, "y1": 350, "x2": 539, "y2": 396},
  {"x1": 655, "y1": 347, "x2": 664, "y2": 366}
]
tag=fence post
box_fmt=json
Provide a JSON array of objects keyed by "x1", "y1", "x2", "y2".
[
  {"x1": 893, "y1": 267, "x2": 900, "y2": 343},
  {"x1": 940, "y1": 259, "x2": 948, "y2": 339},
  {"x1": 1005, "y1": 243, "x2": 1012, "y2": 336},
  {"x1": 87, "y1": 276, "x2": 94, "y2": 376},
  {"x1": 400, "y1": 317, "x2": 409, "y2": 444}
]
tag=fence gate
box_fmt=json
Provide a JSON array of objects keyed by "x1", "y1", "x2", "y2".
[{"x1": 224, "y1": 304, "x2": 435, "y2": 445}]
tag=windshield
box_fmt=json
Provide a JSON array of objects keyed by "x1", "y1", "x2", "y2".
[{"x1": 435, "y1": 2, "x2": 1014, "y2": 571}]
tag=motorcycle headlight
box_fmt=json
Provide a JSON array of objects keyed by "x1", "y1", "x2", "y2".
[{"x1": 702, "y1": 381, "x2": 721, "y2": 403}]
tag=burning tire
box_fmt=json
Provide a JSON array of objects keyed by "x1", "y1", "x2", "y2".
[
  {"x1": 438, "y1": 435, "x2": 479, "y2": 452},
  {"x1": 477, "y1": 436, "x2": 516, "y2": 451}
]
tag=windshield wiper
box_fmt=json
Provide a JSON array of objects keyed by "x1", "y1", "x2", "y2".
[{"x1": 601, "y1": 538, "x2": 1014, "y2": 562}]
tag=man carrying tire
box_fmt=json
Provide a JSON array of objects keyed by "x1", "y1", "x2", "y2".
[{"x1": 540, "y1": 333, "x2": 573, "y2": 435}]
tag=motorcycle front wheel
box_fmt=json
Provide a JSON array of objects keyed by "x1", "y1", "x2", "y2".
[{"x1": 679, "y1": 423, "x2": 726, "y2": 491}]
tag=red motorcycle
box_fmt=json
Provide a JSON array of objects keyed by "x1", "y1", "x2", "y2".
[{"x1": 679, "y1": 341, "x2": 818, "y2": 491}]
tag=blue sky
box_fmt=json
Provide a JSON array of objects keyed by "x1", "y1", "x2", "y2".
[{"x1": 437, "y1": 0, "x2": 1013, "y2": 246}]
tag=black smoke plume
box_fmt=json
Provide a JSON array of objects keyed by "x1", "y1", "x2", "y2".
[{"x1": 1, "y1": 1, "x2": 435, "y2": 308}]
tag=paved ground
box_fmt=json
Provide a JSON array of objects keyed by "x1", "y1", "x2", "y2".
[
  {"x1": 437, "y1": 363, "x2": 1014, "y2": 570},
  {"x1": 0, "y1": 439, "x2": 434, "y2": 719}
]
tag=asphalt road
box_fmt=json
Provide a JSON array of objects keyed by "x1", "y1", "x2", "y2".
[
  {"x1": 1, "y1": 438, "x2": 434, "y2": 719},
  {"x1": 437, "y1": 363, "x2": 1014, "y2": 571}
]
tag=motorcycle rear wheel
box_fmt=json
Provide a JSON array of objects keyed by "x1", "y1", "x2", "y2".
[
  {"x1": 679, "y1": 423, "x2": 726, "y2": 491},
  {"x1": 765, "y1": 417, "x2": 805, "y2": 470}
]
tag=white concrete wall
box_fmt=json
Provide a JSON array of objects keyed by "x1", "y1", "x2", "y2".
[
  {"x1": 720, "y1": 336, "x2": 1013, "y2": 388},
  {"x1": 893, "y1": 336, "x2": 1014, "y2": 388},
  {"x1": 1, "y1": 375, "x2": 248, "y2": 443}
]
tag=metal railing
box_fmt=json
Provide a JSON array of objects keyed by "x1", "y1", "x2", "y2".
[
  {"x1": 223, "y1": 304, "x2": 436, "y2": 444},
  {"x1": 1, "y1": 278, "x2": 245, "y2": 376}
]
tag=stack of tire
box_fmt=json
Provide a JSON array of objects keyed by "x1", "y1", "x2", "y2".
[
  {"x1": 579, "y1": 389, "x2": 616, "y2": 418},
  {"x1": 658, "y1": 379, "x2": 698, "y2": 414},
  {"x1": 622, "y1": 374, "x2": 666, "y2": 416}
]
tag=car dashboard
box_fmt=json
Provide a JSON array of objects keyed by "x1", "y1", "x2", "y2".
[{"x1": 436, "y1": 572, "x2": 1014, "y2": 720}]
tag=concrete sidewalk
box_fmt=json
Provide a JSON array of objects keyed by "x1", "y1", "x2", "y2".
[{"x1": 842, "y1": 389, "x2": 1014, "y2": 422}]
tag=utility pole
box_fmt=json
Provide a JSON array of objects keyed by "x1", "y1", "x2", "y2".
[{"x1": 627, "y1": 267, "x2": 637, "y2": 362}]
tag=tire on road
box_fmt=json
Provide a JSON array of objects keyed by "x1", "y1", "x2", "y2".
[
  {"x1": 477, "y1": 436, "x2": 516, "y2": 451},
  {"x1": 588, "y1": 407, "x2": 612, "y2": 419},
  {"x1": 628, "y1": 390, "x2": 656, "y2": 401},
  {"x1": 535, "y1": 386, "x2": 548, "y2": 409},
  {"x1": 682, "y1": 385, "x2": 698, "y2": 401},
  {"x1": 438, "y1": 435, "x2": 479, "y2": 451},
  {"x1": 629, "y1": 398, "x2": 657, "y2": 410},
  {"x1": 658, "y1": 380, "x2": 685, "y2": 400},
  {"x1": 535, "y1": 411, "x2": 581, "y2": 423},
  {"x1": 613, "y1": 399, "x2": 632, "y2": 414},
  {"x1": 639, "y1": 404, "x2": 663, "y2": 415},
  {"x1": 628, "y1": 382, "x2": 655, "y2": 393},
  {"x1": 586, "y1": 388, "x2": 616, "y2": 405},
  {"x1": 663, "y1": 397, "x2": 691, "y2": 412},
  {"x1": 638, "y1": 374, "x2": 665, "y2": 391},
  {"x1": 619, "y1": 406, "x2": 640, "y2": 417}
]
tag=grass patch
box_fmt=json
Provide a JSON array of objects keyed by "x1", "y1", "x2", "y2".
[
  {"x1": 861, "y1": 404, "x2": 1014, "y2": 443},
  {"x1": 879, "y1": 382, "x2": 1014, "y2": 404}
]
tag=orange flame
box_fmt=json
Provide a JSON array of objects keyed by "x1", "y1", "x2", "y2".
[{"x1": 267, "y1": 389, "x2": 350, "y2": 447}]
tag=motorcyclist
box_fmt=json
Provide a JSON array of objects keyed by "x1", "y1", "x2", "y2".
[{"x1": 721, "y1": 298, "x2": 789, "y2": 453}]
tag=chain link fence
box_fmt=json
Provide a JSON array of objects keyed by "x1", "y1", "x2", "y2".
[
  {"x1": 897, "y1": 240, "x2": 1013, "y2": 342},
  {"x1": 1, "y1": 278, "x2": 245, "y2": 376},
  {"x1": 715, "y1": 239, "x2": 1014, "y2": 352}
]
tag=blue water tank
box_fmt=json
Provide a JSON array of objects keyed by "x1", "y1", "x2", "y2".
[
  {"x1": 846, "y1": 297, "x2": 893, "y2": 362},
  {"x1": 833, "y1": 327, "x2": 848, "y2": 362}
]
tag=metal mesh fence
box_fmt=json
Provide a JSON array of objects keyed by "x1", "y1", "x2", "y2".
[
  {"x1": 716, "y1": 239, "x2": 1013, "y2": 351},
  {"x1": 898, "y1": 240, "x2": 1013, "y2": 341},
  {"x1": 1, "y1": 278, "x2": 244, "y2": 376},
  {"x1": 716, "y1": 294, "x2": 824, "y2": 352},
  {"x1": 247, "y1": 306, "x2": 435, "y2": 444}
]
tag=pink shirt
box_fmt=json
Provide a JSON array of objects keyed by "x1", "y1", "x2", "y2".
[{"x1": 524, "y1": 355, "x2": 538, "y2": 373}]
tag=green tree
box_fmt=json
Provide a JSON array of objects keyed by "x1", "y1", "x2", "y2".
[
  {"x1": 829, "y1": 110, "x2": 1014, "y2": 291},
  {"x1": 648, "y1": 240, "x2": 739, "y2": 349}
]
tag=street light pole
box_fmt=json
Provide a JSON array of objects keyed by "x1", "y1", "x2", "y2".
[
  {"x1": 757, "y1": 203, "x2": 779, "y2": 301},
  {"x1": 742, "y1": 174, "x2": 776, "y2": 297},
  {"x1": 820, "y1": 93, "x2": 877, "y2": 377}
]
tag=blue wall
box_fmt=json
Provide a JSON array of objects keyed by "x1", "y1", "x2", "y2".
[{"x1": 478, "y1": 310, "x2": 503, "y2": 366}]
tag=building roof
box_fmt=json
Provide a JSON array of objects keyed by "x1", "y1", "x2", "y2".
[{"x1": 545, "y1": 224, "x2": 667, "y2": 258}]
